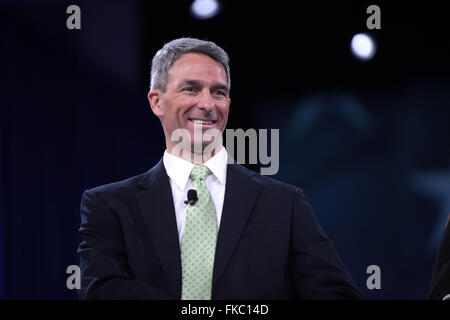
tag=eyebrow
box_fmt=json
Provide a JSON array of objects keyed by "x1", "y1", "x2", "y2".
[{"x1": 178, "y1": 79, "x2": 229, "y2": 95}]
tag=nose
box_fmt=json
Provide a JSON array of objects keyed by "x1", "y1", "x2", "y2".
[{"x1": 197, "y1": 89, "x2": 215, "y2": 112}]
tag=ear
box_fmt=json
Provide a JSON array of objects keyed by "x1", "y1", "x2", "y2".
[{"x1": 148, "y1": 89, "x2": 164, "y2": 118}]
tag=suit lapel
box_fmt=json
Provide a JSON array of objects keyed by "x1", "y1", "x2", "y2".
[
  {"x1": 136, "y1": 159, "x2": 181, "y2": 299},
  {"x1": 213, "y1": 163, "x2": 262, "y2": 288}
]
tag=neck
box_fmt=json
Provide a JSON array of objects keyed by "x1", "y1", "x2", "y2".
[{"x1": 167, "y1": 145, "x2": 223, "y2": 164}]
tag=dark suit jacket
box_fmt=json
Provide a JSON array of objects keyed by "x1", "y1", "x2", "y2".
[
  {"x1": 429, "y1": 222, "x2": 450, "y2": 300},
  {"x1": 78, "y1": 159, "x2": 362, "y2": 299}
]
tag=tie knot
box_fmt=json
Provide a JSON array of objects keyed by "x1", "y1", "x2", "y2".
[{"x1": 190, "y1": 165, "x2": 211, "y2": 181}]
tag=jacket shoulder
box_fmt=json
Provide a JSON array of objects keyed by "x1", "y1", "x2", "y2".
[
  {"x1": 82, "y1": 172, "x2": 148, "y2": 201},
  {"x1": 83, "y1": 159, "x2": 165, "y2": 198},
  {"x1": 231, "y1": 163, "x2": 302, "y2": 194}
]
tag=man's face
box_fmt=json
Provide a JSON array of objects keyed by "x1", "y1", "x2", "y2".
[{"x1": 149, "y1": 53, "x2": 230, "y2": 154}]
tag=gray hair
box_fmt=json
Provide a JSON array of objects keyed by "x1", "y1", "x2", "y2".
[{"x1": 150, "y1": 37, "x2": 230, "y2": 92}]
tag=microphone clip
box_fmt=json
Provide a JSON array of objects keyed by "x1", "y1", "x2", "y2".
[{"x1": 184, "y1": 189, "x2": 198, "y2": 205}]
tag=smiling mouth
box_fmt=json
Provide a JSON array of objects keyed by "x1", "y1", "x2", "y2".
[{"x1": 189, "y1": 118, "x2": 216, "y2": 125}]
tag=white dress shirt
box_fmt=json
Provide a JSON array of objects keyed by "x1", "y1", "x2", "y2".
[{"x1": 163, "y1": 147, "x2": 228, "y2": 246}]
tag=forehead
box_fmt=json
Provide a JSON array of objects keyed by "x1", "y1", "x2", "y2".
[{"x1": 167, "y1": 53, "x2": 228, "y2": 85}]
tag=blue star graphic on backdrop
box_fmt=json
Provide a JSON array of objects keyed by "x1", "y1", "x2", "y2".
[{"x1": 288, "y1": 92, "x2": 374, "y2": 137}]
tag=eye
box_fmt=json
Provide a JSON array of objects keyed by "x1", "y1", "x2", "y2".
[
  {"x1": 215, "y1": 90, "x2": 227, "y2": 96},
  {"x1": 182, "y1": 87, "x2": 196, "y2": 92}
]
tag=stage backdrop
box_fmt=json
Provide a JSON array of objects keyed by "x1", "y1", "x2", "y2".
[{"x1": 1, "y1": 0, "x2": 449, "y2": 299}]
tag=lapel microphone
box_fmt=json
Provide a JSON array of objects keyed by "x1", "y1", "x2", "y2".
[{"x1": 184, "y1": 189, "x2": 198, "y2": 205}]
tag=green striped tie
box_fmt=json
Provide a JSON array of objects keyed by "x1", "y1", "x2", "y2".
[{"x1": 181, "y1": 165, "x2": 218, "y2": 300}]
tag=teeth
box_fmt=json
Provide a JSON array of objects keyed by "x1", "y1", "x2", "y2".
[{"x1": 192, "y1": 119, "x2": 213, "y2": 125}]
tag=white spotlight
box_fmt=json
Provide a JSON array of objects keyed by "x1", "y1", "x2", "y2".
[
  {"x1": 190, "y1": 0, "x2": 220, "y2": 20},
  {"x1": 351, "y1": 33, "x2": 376, "y2": 61}
]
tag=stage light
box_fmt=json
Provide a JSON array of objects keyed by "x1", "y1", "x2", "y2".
[
  {"x1": 351, "y1": 33, "x2": 376, "y2": 61},
  {"x1": 190, "y1": 0, "x2": 220, "y2": 20}
]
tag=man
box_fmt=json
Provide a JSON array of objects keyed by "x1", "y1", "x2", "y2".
[
  {"x1": 78, "y1": 37, "x2": 362, "y2": 299},
  {"x1": 429, "y1": 214, "x2": 450, "y2": 300}
]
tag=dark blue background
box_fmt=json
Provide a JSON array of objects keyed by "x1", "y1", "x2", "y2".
[{"x1": 1, "y1": 0, "x2": 449, "y2": 299}]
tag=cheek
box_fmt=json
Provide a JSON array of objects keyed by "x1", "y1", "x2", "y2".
[
  {"x1": 218, "y1": 103, "x2": 230, "y2": 120},
  {"x1": 164, "y1": 100, "x2": 191, "y2": 122}
]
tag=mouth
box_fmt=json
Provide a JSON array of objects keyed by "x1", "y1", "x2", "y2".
[{"x1": 189, "y1": 118, "x2": 216, "y2": 125}]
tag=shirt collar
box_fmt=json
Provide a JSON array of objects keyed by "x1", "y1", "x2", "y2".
[{"x1": 163, "y1": 147, "x2": 228, "y2": 190}]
